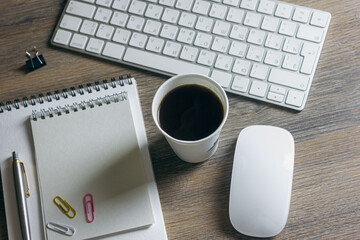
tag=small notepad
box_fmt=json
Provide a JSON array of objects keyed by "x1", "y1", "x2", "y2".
[{"x1": 31, "y1": 97, "x2": 154, "y2": 239}]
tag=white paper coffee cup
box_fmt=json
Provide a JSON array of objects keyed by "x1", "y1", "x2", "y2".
[{"x1": 152, "y1": 73, "x2": 229, "y2": 163}]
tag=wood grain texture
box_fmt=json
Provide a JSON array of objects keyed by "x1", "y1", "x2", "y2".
[{"x1": 0, "y1": 0, "x2": 359, "y2": 239}]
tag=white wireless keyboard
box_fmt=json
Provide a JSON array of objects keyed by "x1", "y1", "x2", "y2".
[{"x1": 51, "y1": 0, "x2": 331, "y2": 110}]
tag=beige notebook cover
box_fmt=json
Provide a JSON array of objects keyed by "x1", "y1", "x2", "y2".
[{"x1": 30, "y1": 96, "x2": 154, "y2": 239}]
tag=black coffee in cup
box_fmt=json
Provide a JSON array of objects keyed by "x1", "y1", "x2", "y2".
[{"x1": 158, "y1": 84, "x2": 224, "y2": 141}]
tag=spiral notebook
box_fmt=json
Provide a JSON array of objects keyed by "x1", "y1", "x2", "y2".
[{"x1": 0, "y1": 76, "x2": 167, "y2": 240}]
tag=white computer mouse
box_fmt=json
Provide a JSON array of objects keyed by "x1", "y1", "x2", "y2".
[{"x1": 229, "y1": 125, "x2": 295, "y2": 238}]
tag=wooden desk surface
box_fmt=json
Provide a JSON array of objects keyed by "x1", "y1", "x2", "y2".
[{"x1": 0, "y1": 0, "x2": 359, "y2": 239}]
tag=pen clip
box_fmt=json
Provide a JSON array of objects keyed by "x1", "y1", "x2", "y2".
[
  {"x1": 53, "y1": 196, "x2": 77, "y2": 218},
  {"x1": 20, "y1": 162, "x2": 30, "y2": 197}
]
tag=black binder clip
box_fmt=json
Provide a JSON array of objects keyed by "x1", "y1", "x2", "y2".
[{"x1": 26, "y1": 46, "x2": 46, "y2": 72}]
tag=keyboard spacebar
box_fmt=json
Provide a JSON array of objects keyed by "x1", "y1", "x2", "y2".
[{"x1": 123, "y1": 48, "x2": 210, "y2": 76}]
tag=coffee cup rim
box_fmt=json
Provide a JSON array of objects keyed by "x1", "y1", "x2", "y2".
[{"x1": 152, "y1": 73, "x2": 229, "y2": 144}]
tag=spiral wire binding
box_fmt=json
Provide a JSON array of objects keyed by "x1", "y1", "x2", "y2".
[{"x1": 0, "y1": 75, "x2": 132, "y2": 117}]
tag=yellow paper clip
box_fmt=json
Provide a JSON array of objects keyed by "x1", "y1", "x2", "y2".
[{"x1": 53, "y1": 196, "x2": 77, "y2": 218}]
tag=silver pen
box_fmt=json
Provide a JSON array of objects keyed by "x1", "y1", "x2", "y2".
[{"x1": 12, "y1": 151, "x2": 31, "y2": 240}]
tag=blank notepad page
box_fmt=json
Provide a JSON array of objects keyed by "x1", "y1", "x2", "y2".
[{"x1": 31, "y1": 98, "x2": 154, "y2": 240}]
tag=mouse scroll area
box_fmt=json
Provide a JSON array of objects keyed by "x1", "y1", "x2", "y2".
[{"x1": 229, "y1": 125, "x2": 294, "y2": 238}]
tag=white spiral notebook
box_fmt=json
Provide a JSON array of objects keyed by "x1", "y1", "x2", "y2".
[{"x1": 0, "y1": 76, "x2": 167, "y2": 240}]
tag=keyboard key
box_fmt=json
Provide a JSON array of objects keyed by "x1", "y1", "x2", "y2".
[
  {"x1": 123, "y1": 47, "x2": 210, "y2": 75},
  {"x1": 265, "y1": 33, "x2": 283, "y2": 50},
  {"x1": 96, "y1": 24, "x2": 114, "y2": 39},
  {"x1": 145, "y1": 4, "x2": 163, "y2": 19},
  {"x1": 232, "y1": 59, "x2": 251, "y2": 75},
  {"x1": 163, "y1": 41, "x2": 181, "y2": 57},
  {"x1": 279, "y1": 20, "x2": 297, "y2": 36},
  {"x1": 310, "y1": 11, "x2": 329, "y2": 28},
  {"x1": 247, "y1": 29, "x2": 266, "y2": 45},
  {"x1": 275, "y1": 3, "x2": 293, "y2": 19},
  {"x1": 209, "y1": 4, "x2": 227, "y2": 19},
  {"x1": 249, "y1": 80, "x2": 267, "y2": 97},
  {"x1": 240, "y1": 0, "x2": 259, "y2": 11},
  {"x1": 246, "y1": 45, "x2": 265, "y2": 62},
  {"x1": 197, "y1": 50, "x2": 216, "y2": 66},
  {"x1": 129, "y1": 33, "x2": 148, "y2": 48},
  {"x1": 257, "y1": 0, "x2": 276, "y2": 15},
  {"x1": 286, "y1": 90, "x2": 305, "y2": 107},
  {"x1": 175, "y1": 0, "x2": 194, "y2": 11},
  {"x1": 267, "y1": 92, "x2": 284, "y2": 102},
  {"x1": 66, "y1": 0, "x2": 96, "y2": 19},
  {"x1": 146, "y1": 37, "x2": 165, "y2": 53},
  {"x1": 160, "y1": 24, "x2": 178, "y2": 40},
  {"x1": 60, "y1": 15, "x2": 82, "y2": 31},
  {"x1": 250, "y1": 63, "x2": 269, "y2": 80},
  {"x1": 179, "y1": 12, "x2": 197, "y2": 28},
  {"x1": 283, "y1": 37, "x2": 301, "y2": 54},
  {"x1": 128, "y1": 0, "x2": 147, "y2": 15},
  {"x1": 80, "y1": 20, "x2": 98, "y2": 35},
  {"x1": 268, "y1": 68, "x2": 309, "y2": 90},
  {"x1": 143, "y1": 20, "x2": 162, "y2": 35},
  {"x1": 159, "y1": 0, "x2": 175, "y2": 7},
  {"x1": 226, "y1": 8, "x2": 245, "y2": 23},
  {"x1": 293, "y1": 8, "x2": 311, "y2": 23},
  {"x1": 223, "y1": 0, "x2": 240, "y2": 6},
  {"x1": 94, "y1": 7, "x2": 112, "y2": 23},
  {"x1": 229, "y1": 41, "x2": 247, "y2": 58},
  {"x1": 282, "y1": 54, "x2": 301, "y2": 71},
  {"x1": 270, "y1": 85, "x2": 286, "y2": 95},
  {"x1": 195, "y1": 16, "x2": 214, "y2": 32},
  {"x1": 86, "y1": 38, "x2": 104, "y2": 54},
  {"x1": 261, "y1": 16, "x2": 280, "y2": 32},
  {"x1": 194, "y1": 33, "x2": 212, "y2": 48},
  {"x1": 213, "y1": 20, "x2": 231, "y2": 36},
  {"x1": 231, "y1": 76, "x2": 249, "y2": 93},
  {"x1": 112, "y1": 0, "x2": 131, "y2": 11},
  {"x1": 243, "y1": 12, "x2": 262, "y2": 28},
  {"x1": 177, "y1": 28, "x2": 195, "y2": 44},
  {"x1": 264, "y1": 50, "x2": 282, "y2": 67},
  {"x1": 110, "y1": 11, "x2": 129, "y2": 27},
  {"x1": 300, "y1": 42, "x2": 319, "y2": 74},
  {"x1": 53, "y1": 29, "x2": 72, "y2": 45},
  {"x1": 113, "y1": 28, "x2": 131, "y2": 44},
  {"x1": 230, "y1": 25, "x2": 248, "y2": 41},
  {"x1": 96, "y1": 0, "x2": 112, "y2": 7},
  {"x1": 211, "y1": 70, "x2": 232, "y2": 88},
  {"x1": 211, "y1": 37, "x2": 230, "y2": 53},
  {"x1": 297, "y1": 25, "x2": 324, "y2": 43},
  {"x1": 192, "y1": 0, "x2": 211, "y2": 15},
  {"x1": 215, "y1": 54, "x2": 233, "y2": 71},
  {"x1": 127, "y1": 15, "x2": 146, "y2": 31},
  {"x1": 162, "y1": 8, "x2": 180, "y2": 23},
  {"x1": 102, "y1": 42, "x2": 125, "y2": 59},
  {"x1": 180, "y1": 46, "x2": 199, "y2": 62},
  {"x1": 69, "y1": 33, "x2": 88, "y2": 49}
]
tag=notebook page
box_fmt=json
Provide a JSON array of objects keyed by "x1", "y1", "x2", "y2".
[{"x1": 31, "y1": 99, "x2": 154, "y2": 239}]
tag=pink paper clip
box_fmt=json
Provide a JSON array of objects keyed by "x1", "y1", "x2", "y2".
[{"x1": 84, "y1": 193, "x2": 95, "y2": 223}]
